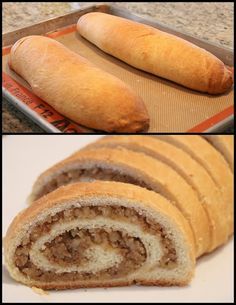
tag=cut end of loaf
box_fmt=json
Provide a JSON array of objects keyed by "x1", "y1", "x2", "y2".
[{"x1": 4, "y1": 181, "x2": 195, "y2": 289}]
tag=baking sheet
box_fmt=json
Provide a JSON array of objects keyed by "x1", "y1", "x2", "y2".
[
  {"x1": 2, "y1": 4, "x2": 234, "y2": 133},
  {"x1": 3, "y1": 135, "x2": 234, "y2": 302}
]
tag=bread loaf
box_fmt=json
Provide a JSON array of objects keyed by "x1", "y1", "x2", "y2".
[
  {"x1": 4, "y1": 181, "x2": 195, "y2": 289},
  {"x1": 4, "y1": 135, "x2": 234, "y2": 290},
  {"x1": 77, "y1": 12, "x2": 233, "y2": 94},
  {"x1": 29, "y1": 147, "x2": 211, "y2": 258},
  {"x1": 83, "y1": 135, "x2": 230, "y2": 252},
  {"x1": 9, "y1": 35, "x2": 149, "y2": 132}
]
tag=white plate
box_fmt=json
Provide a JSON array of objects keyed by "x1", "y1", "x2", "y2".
[{"x1": 2, "y1": 135, "x2": 234, "y2": 303}]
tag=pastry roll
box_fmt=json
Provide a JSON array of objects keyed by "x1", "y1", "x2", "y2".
[
  {"x1": 30, "y1": 147, "x2": 210, "y2": 258},
  {"x1": 83, "y1": 135, "x2": 231, "y2": 252},
  {"x1": 155, "y1": 135, "x2": 234, "y2": 236},
  {"x1": 4, "y1": 181, "x2": 195, "y2": 289}
]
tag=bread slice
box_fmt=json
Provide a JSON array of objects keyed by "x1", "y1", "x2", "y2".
[
  {"x1": 83, "y1": 135, "x2": 229, "y2": 252},
  {"x1": 202, "y1": 135, "x2": 234, "y2": 172},
  {"x1": 155, "y1": 135, "x2": 234, "y2": 237},
  {"x1": 4, "y1": 181, "x2": 195, "y2": 289},
  {"x1": 29, "y1": 147, "x2": 210, "y2": 258}
]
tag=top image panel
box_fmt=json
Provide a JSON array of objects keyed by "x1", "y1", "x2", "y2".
[{"x1": 2, "y1": 2, "x2": 234, "y2": 134}]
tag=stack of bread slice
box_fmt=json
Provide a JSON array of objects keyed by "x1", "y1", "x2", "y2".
[{"x1": 4, "y1": 135, "x2": 233, "y2": 289}]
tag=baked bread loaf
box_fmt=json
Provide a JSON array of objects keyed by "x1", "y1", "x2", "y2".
[
  {"x1": 155, "y1": 135, "x2": 234, "y2": 236},
  {"x1": 4, "y1": 181, "x2": 195, "y2": 289},
  {"x1": 83, "y1": 135, "x2": 230, "y2": 252},
  {"x1": 202, "y1": 135, "x2": 234, "y2": 171},
  {"x1": 29, "y1": 147, "x2": 211, "y2": 258},
  {"x1": 77, "y1": 12, "x2": 233, "y2": 94},
  {"x1": 9, "y1": 35, "x2": 149, "y2": 132}
]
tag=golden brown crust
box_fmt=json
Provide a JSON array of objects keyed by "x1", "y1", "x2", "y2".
[
  {"x1": 77, "y1": 12, "x2": 233, "y2": 94},
  {"x1": 20, "y1": 277, "x2": 191, "y2": 290},
  {"x1": 202, "y1": 135, "x2": 234, "y2": 171},
  {"x1": 28, "y1": 279, "x2": 134, "y2": 290},
  {"x1": 156, "y1": 135, "x2": 234, "y2": 237},
  {"x1": 9, "y1": 35, "x2": 149, "y2": 133},
  {"x1": 5, "y1": 181, "x2": 195, "y2": 289},
  {"x1": 12, "y1": 277, "x2": 192, "y2": 290}
]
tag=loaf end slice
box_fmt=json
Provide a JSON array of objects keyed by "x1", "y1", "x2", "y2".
[{"x1": 4, "y1": 181, "x2": 195, "y2": 289}]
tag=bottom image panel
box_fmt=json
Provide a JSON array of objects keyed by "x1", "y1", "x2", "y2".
[{"x1": 3, "y1": 135, "x2": 234, "y2": 302}]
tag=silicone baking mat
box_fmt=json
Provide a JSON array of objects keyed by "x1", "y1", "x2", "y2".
[{"x1": 2, "y1": 5, "x2": 234, "y2": 133}]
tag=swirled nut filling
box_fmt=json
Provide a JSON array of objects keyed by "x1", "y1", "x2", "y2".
[
  {"x1": 14, "y1": 206, "x2": 177, "y2": 282},
  {"x1": 35, "y1": 167, "x2": 152, "y2": 200}
]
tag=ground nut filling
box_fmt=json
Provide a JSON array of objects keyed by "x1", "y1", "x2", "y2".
[
  {"x1": 14, "y1": 206, "x2": 177, "y2": 282},
  {"x1": 35, "y1": 167, "x2": 152, "y2": 200}
]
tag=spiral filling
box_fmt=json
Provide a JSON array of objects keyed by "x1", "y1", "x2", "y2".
[
  {"x1": 14, "y1": 206, "x2": 177, "y2": 282},
  {"x1": 35, "y1": 167, "x2": 152, "y2": 200}
]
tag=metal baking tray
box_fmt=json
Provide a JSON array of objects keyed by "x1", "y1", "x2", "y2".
[{"x1": 2, "y1": 4, "x2": 234, "y2": 133}]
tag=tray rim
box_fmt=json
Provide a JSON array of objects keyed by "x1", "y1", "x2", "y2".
[
  {"x1": 3, "y1": 87, "x2": 60, "y2": 133},
  {"x1": 2, "y1": 3, "x2": 234, "y2": 134}
]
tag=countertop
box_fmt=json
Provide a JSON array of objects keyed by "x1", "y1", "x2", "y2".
[{"x1": 2, "y1": 2, "x2": 234, "y2": 133}]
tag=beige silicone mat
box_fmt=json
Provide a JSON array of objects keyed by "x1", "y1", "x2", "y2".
[{"x1": 2, "y1": 5, "x2": 234, "y2": 132}]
